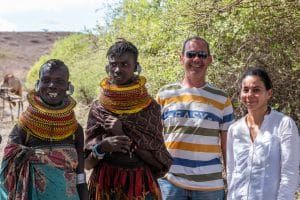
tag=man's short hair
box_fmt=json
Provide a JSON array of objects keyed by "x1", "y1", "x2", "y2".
[{"x1": 182, "y1": 36, "x2": 210, "y2": 55}]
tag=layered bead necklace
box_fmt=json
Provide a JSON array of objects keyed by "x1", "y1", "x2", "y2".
[
  {"x1": 99, "y1": 76, "x2": 152, "y2": 114},
  {"x1": 18, "y1": 90, "x2": 78, "y2": 141}
]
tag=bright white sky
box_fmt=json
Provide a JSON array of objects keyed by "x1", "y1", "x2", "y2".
[{"x1": 0, "y1": 0, "x2": 110, "y2": 32}]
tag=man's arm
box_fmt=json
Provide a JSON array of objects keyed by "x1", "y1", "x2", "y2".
[{"x1": 220, "y1": 131, "x2": 227, "y2": 170}]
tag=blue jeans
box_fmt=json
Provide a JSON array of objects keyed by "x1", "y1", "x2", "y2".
[{"x1": 158, "y1": 178, "x2": 224, "y2": 200}]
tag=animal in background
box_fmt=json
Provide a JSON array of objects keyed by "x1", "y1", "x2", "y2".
[
  {"x1": 1, "y1": 73, "x2": 22, "y2": 107},
  {"x1": 1, "y1": 73, "x2": 22, "y2": 97}
]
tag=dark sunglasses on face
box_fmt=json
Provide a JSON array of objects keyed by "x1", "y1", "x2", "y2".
[{"x1": 185, "y1": 51, "x2": 208, "y2": 59}]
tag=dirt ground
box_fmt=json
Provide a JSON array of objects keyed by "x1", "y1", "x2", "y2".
[{"x1": 0, "y1": 31, "x2": 71, "y2": 83}]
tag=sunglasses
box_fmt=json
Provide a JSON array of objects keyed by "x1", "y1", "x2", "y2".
[{"x1": 185, "y1": 51, "x2": 208, "y2": 59}]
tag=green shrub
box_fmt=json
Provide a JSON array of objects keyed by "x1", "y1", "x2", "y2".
[
  {"x1": 26, "y1": 33, "x2": 107, "y2": 104},
  {"x1": 26, "y1": 0, "x2": 299, "y2": 129}
]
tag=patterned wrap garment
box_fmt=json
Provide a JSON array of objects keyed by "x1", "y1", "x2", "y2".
[
  {"x1": 85, "y1": 76, "x2": 172, "y2": 200},
  {"x1": 0, "y1": 90, "x2": 80, "y2": 200}
]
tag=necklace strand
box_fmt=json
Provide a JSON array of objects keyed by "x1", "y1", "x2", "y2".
[{"x1": 99, "y1": 76, "x2": 152, "y2": 114}]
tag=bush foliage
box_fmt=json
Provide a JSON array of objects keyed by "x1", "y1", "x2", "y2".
[
  {"x1": 26, "y1": 33, "x2": 106, "y2": 104},
  {"x1": 27, "y1": 0, "x2": 299, "y2": 127}
]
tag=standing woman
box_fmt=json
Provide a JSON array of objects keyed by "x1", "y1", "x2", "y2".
[
  {"x1": 85, "y1": 39, "x2": 172, "y2": 200},
  {"x1": 227, "y1": 67, "x2": 299, "y2": 200},
  {"x1": 0, "y1": 59, "x2": 88, "y2": 200}
]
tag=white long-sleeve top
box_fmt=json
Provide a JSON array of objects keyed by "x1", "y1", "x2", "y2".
[{"x1": 227, "y1": 109, "x2": 299, "y2": 200}]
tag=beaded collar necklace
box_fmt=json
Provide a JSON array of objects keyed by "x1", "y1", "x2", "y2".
[
  {"x1": 99, "y1": 76, "x2": 152, "y2": 114},
  {"x1": 18, "y1": 90, "x2": 78, "y2": 141}
]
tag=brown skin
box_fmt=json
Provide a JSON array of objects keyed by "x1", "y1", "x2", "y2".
[
  {"x1": 107, "y1": 53, "x2": 137, "y2": 85},
  {"x1": 181, "y1": 39, "x2": 227, "y2": 165},
  {"x1": 37, "y1": 66, "x2": 69, "y2": 106},
  {"x1": 102, "y1": 115, "x2": 163, "y2": 170},
  {"x1": 74, "y1": 127, "x2": 89, "y2": 200},
  {"x1": 85, "y1": 53, "x2": 163, "y2": 171},
  {"x1": 85, "y1": 116, "x2": 164, "y2": 171},
  {"x1": 31, "y1": 66, "x2": 88, "y2": 200}
]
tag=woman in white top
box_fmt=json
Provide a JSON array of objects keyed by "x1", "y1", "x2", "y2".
[{"x1": 227, "y1": 67, "x2": 299, "y2": 200}]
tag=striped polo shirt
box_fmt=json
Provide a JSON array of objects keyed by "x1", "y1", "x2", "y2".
[{"x1": 156, "y1": 82, "x2": 234, "y2": 191}]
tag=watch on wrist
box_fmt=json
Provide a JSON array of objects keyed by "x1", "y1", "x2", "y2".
[{"x1": 92, "y1": 143, "x2": 105, "y2": 158}]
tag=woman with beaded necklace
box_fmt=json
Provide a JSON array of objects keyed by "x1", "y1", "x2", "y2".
[
  {"x1": 0, "y1": 59, "x2": 88, "y2": 200},
  {"x1": 85, "y1": 39, "x2": 172, "y2": 200}
]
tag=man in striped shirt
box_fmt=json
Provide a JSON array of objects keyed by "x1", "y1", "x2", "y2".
[{"x1": 156, "y1": 36, "x2": 234, "y2": 200}]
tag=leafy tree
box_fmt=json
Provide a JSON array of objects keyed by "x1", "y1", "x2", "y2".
[
  {"x1": 138, "y1": 0, "x2": 299, "y2": 124},
  {"x1": 28, "y1": 0, "x2": 299, "y2": 128},
  {"x1": 185, "y1": 0, "x2": 300, "y2": 122}
]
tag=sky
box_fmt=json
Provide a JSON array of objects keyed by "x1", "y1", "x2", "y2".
[{"x1": 0, "y1": 0, "x2": 111, "y2": 32}]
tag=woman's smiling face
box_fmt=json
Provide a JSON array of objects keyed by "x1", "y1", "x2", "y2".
[
  {"x1": 37, "y1": 66, "x2": 69, "y2": 106},
  {"x1": 240, "y1": 75, "x2": 272, "y2": 112}
]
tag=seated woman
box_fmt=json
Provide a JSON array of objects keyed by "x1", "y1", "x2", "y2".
[
  {"x1": 0, "y1": 59, "x2": 88, "y2": 200},
  {"x1": 85, "y1": 39, "x2": 172, "y2": 200}
]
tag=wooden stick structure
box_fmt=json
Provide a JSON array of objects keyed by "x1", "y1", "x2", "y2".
[{"x1": 0, "y1": 86, "x2": 23, "y2": 121}]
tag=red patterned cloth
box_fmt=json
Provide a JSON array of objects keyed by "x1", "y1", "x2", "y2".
[
  {"x1": 88, "y1": 162, "x2": 162, "y2": 200},
  {"x1": 0, "y1": 143, "x2": 79, "y2": 200},
  {"x1": 85, "y1": 100, "x2": 172, "y2": 199}
]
